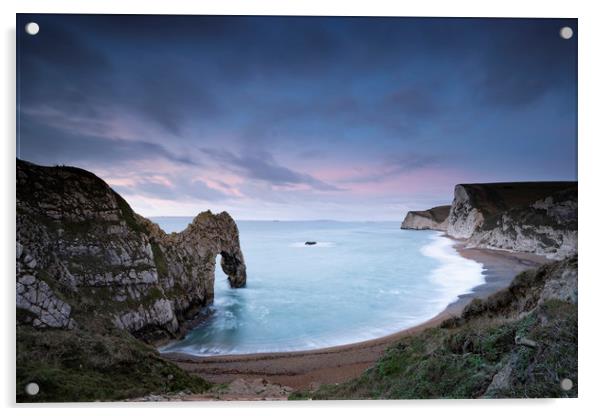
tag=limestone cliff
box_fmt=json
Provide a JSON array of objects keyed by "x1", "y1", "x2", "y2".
[
  {"x1": 16, "y1": 159, "x2": 246, "y2": 342},
  {"x1": 446, "y1": 182, "x2": 577, "y2": 259},
  {"x1": 447, "y1": 182, "x2": 575, "y2": 239},
  {"x1": 467, "y1": 187, "x2": 577, "y2": 260},
  {"x1": 400, "y1": 205, "x2": 450, "y2": 231},
  {"x1": 401, "y1": 182, "x2": 577, "y2": 259}
]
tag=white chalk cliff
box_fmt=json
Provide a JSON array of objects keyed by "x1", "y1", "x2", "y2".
[
  {"x1": 401, "y1": 205, "x2": 450, "y2": 231},
  {"x1": 402, "y1": 182, "x2": 577, "y2": 260},
  {"x1": 16, "y1": 160, "x2": 246, "y2": 342}
]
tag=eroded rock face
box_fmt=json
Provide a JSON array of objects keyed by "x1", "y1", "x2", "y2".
[
  {"x1": 401, "y1": 205, "x2": 450, "y2": 231},
  {"x1": 447, "y1": 185, "x2": 485, "y2": 239},
  {"x1": 445, "y1": 182, "x2": 577, "y2": 259},
  {"x1": 466, "y1": 188, "x2": 577, "y2": 260},
  {"x1": 16, "y1": 274, "x2": 75, "y2": 329},
  {"x1": 16, "y1": 159, "x2": 246, "y2": 341}
]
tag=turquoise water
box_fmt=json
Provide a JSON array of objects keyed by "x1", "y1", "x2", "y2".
[{"x1": 155, "y1": 219, "x2": 484, "y2": 356}]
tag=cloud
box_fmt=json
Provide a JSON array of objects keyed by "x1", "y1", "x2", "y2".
[
  {"x1": 16, "y1": 15, "x2": 577, "y2": 219},
  {"x1": 18, "y1": 115, "x2": 200, "y2": 168},
  {"x1": 18, "y1": 19, "x2": 112, "y2": 121},
  {"x1": 18, "y1": 16, "x2": 221, "y2": 137},
  {"x1": 201, "y1": 148, "x2": 342, "y2": 191},
  {"x1": 341, "y1": 153, "x2": 439, "y2": 184},
  {"x1": 113, "y1": 176, "x2": 230, "y2": 202},
  {"x1": 119, "y1": 65, "x2": 220, "y2": 136},
  {"x1": 383, "y1": 88, "x2": 441, "y2": 116},
  {"x1": 475, "y1": 19, "x2": 577, "y2": 108}
]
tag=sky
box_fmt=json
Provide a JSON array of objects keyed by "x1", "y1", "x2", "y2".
[{"x1": 17, "y1": 15, "x2": 577, "y2": 221}]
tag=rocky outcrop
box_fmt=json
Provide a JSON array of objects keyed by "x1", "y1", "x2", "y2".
[
  {"x1": 401, "y1": 182, "x2": 577, "y2": 259},
  {"x1": 447, "y1": 182, "x2": 575, "y2": 239},
  {"x1": 401, "y1": 205, "x2": 450, "y2": 231},
  {"x1": 444, "y1": 182, "x2": 577, "y2": 259},
  {"x1": 446, "y1": 185, "x2": 485, "y2": 239},
  {"x1": 16, "y1": 273, "x2": 75, "y2": 329},
  {"x1": 467, "y1": 188, "x2": 577, "y2": 260},
  {"x1": 16, "y1": 159, "x2": 246, "y2": 342}
]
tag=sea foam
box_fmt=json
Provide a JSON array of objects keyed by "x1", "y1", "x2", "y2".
[
  {"x1": 420, "y1": 232, "x2": 485, "y2": 310},
  {"x1": 158, "y1": 221, "x2": 487, "y2": 356}
]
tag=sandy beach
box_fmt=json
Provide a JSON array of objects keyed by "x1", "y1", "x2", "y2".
[{"x1": 163, "y1": 240, "x2": 548, "y2": 392}]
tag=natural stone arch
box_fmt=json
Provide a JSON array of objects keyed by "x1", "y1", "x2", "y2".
[
  {"x1": 16, "y1": 159, "x2": 247, "y2": 342},
  {"x1": 220, "y1": 249, "x2": 246, "y2": 288}
]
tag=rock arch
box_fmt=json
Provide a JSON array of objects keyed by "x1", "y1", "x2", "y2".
[{"x1": 16, "y1": 159, "x2": 247, "y2": 342}]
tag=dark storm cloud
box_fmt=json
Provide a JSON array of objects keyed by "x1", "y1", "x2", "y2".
[
  {"x1": 122, "y1": 66, "x2": 220, "y2": 135},
  {"x1": 19, "y1": 18, "x2": 109, "y2": 73},
  {"x1": 201, "y1": 148, "x2": 342, "y2": 191},
  {"x1": 475, "y1": 19, "x2": 577, "y2": 108},
  {"x1": 18, "y1": 116, "x2": 200, "y2": 167},
  {"x1": 341, "y1": 154, "x2": 439, "y2": 184},
  {"x1": 17, "y1": 14, "x2": 222, "y2": 136},
  {"x1": 18, "y1": 19, "x2": 112, "y2": 119},
  {"x1": 16, "y1": 15, "x2": 577, "y2": 215},
  {"x1": 17, "y1": 15, "x2": 576, "y2": 143},
  {"x1": 384, "y1": 88, "x2": 441, "y2": 117},
  {"x1": 114, "y1": 177, "x2": 229, "y2": 202}
]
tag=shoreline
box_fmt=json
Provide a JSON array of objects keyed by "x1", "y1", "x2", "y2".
[{"x1": 163, "y1": 241, "x2": 548, "y2": 391}]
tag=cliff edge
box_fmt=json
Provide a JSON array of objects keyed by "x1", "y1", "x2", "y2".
[
  {"x1": 17, "y1": 159, "x2": 246, "y2": 340},
  {"x1": 401, "y1": 182, "x2": 577, "y2": 260},
  {"x1": 16, "y1": 159, "x2": 246, "y2": 401},
  {"x1": 401, "y1": 205, "x2": 450, "y2": 231},
  {"x1": 448, "y1": 182, "x2": 577, "y2": 259}
]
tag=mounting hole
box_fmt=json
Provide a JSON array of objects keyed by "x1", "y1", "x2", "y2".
[
  {"x1": 25, "y1": 22, "x2": 40, "y2": 36},
  {"x1": 560, "y1": 378, "x2": 573, "y2": 391},
  {"x1": 559, "y1": 26, "x2": 573, "y2": 40},
  {"x1": 25, "y1": 382, "x2": 39, "y2": 396}
]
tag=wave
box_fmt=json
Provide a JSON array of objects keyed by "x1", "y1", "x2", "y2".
[
  {"x1": 420, "y1": 232, "x2": 485, "y2": 310},
  {"x1": 160, "y1": 229, "x2": 488, "y2": 357}
]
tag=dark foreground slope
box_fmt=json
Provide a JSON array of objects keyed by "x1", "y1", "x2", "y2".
[
  {"x1": 16, "y1": 159, "x2": 247, "y2": 402},
  {"x1": 16, "y1": 326, "x2": 210, "y2": 402},
  {"x1": 291, "y1": 256, "x2": 577, "y2": 399}
]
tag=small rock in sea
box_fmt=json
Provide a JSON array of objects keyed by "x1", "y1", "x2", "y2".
[{"x1": 305, "y1": 241, "x2": 317, "y2": 246}]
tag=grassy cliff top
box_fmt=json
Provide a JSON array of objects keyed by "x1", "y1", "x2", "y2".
[
  {"x1": 457, "y1": 182, "x2": 577, "y2": 215},
  {"x1": 410, "y1": 205, "x2": 451, "y2": 223}
]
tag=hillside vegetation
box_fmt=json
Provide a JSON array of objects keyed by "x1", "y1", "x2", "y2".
[
  {"x1": 291, "y1": 256, "x2": 577, "y2": 399},
  {"x1": 16, "y1": 159, "x2": 248, "y2": 402}
]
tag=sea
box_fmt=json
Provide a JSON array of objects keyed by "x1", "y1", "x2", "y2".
[{"x1": 153, "y1": 218, "x2": 485, "y2": 356}]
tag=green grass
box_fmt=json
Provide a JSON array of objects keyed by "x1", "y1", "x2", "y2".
[
  {"x1": 16, "y1": 160, "x2": 214, "y2": 402},
  {"x1": 16, "y1": 326, "x2": 211, "y2": 403},
  {"x1": 290, "y1": 299, "x2": 577, "y2": 400},
  {"x1": 491, "y1": 300, "x2": 577, "y2": 398},
  {"x1": 113, "y1": 191, "x2": 147, "y2": 234}
]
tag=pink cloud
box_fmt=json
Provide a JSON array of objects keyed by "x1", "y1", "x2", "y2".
[{"x1": 310, "y1": 165, "x2": 475, "y2": 197}]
